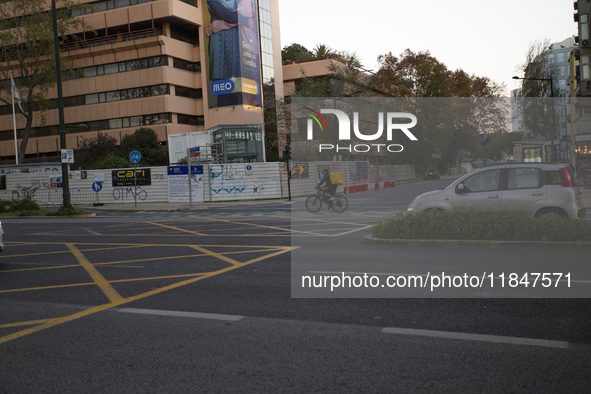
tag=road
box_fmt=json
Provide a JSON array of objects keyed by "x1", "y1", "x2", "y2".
[{"x1": 1, "y1": 180, "x2": 590, "y2": 392}]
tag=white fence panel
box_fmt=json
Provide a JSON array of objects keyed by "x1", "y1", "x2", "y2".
[{"x1": 206, "y1": 162, "x2": 282, "y2": 202}]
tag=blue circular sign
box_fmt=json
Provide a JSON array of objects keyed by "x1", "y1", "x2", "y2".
[
  {"x1": 129, "y1": 150, "x2": 141, "y2": 163},
  {"x1": 92, "y1": 181, "x2": 103, "y2": 192}
]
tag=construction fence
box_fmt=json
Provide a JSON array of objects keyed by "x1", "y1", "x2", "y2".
[{"x1": 0, "y1": 162, "x2": 416, "y2": 206}]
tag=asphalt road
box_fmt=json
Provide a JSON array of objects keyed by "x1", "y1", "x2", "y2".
[{"x1": 1, "y1": 181, "x2": 590, "y2": 392}]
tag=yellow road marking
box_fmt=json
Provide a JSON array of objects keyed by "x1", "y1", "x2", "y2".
[
  {"x1": 188, "y1": 245, "x2": 243, "y2": 267},
  {"x1": 0, "y1": 246, "x2": 293, "y2": 345},
  {"x1": 0, "y1": 318, "x2": 54, "y2": 329},
  {"x1": 0, "y1": 273, "x2": 208, "y2": 294},
  {"x1": 148, "y1": 222, "x2": 207, "y2": 236},
  {"x1": 66, "y1": 243, "x2": 123, "y2": 303}
]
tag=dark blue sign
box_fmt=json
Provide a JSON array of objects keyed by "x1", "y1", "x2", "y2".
[
  {"x1": 129, "y1": 150, "x2": 142, "y2": 164},
  {"x1": 92, "y1": 181, "x2": 103, "y2": 192}
]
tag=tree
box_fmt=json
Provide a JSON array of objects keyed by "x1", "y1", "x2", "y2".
[
  {"x1": 75, "y1": 132, "x2": 124, "y2": 170},
  {"x1": 120, "y1": 128, "x2": 169, "y2": 166},
  {"x1": 375, "y1": 50, "x2": 451, "y2": 97},
  {"x1": 281, "y1": 43, "x2": 313, "y2": 63},
  {"x1": 0, "y1": 0, "x2": 86, "y2": 163},
  {"x1": 312, "y1": 43, "x2": 335, "y2": 58},
  {"x1": 373, "y1": 49, "x2": 507, "y2": 169}
]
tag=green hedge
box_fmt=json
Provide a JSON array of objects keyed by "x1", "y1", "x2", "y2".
[{"x1": 372, "y1": 209, "x2": 591, "y2": 242}]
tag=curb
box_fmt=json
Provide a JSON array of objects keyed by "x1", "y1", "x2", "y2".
[{"x1": 363, "y1": 235, "x2": 591, "y2": 249}]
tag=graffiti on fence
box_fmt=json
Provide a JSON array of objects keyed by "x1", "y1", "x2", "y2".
[
  {"x1": 210, "y1": 164, "x2": 247, "y2": 196},
  {"x1": 113, "y1": 187, "x2": 148, "y2": 201}
]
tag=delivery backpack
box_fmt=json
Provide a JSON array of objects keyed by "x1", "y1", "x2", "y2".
[{"x1": 329, "y1": 172, "x2": 343, "y2": 185}]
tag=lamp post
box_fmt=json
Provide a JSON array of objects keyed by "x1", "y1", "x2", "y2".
[
  {"x1": 512, "y1": 75, "x2": 557, "y2": 162},
  {"x1": 51, "y1": 0, "x2": 71, "y2": 209}
]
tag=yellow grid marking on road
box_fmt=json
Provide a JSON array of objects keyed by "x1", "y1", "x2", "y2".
[
  {"x1": 148, "y1": 222, "x2": 208, "y2": 236},
  {"x1": 66, "y1": 243, "x2": 123, "y2": 304},
  {"x1": 0, "y1": 245, "x2": 294, "y2": 346},
  {"x1": 0, "y1": 273, "x2": 209, "y2": 294},
  {"x1": 0, "y1": 318, "x2": 54, "y2": 329}
]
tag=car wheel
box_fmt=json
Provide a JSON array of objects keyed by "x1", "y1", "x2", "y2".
[{"x1": 535, "y1": 208, "x2": 568, "y2": 219}]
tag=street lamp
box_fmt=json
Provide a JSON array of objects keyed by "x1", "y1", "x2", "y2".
[
  {"x1": 513, "y1": 75, "x2": 557, "y2": 162},
  {"x1": 512, "y1": 75, "x2": 554, "y2": 97},
  {"x1": 51, "y1": 0, "x2": 71, "y2": 209}
]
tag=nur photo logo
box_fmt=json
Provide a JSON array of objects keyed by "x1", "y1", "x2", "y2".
[{"x1": 304, "y1": 108, "x2": 418, "y2": 153}]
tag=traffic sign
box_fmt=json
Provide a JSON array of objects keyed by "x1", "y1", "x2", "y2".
[
  {"x1": 61, "y1": 149, "x2": 74, "y2": 164},
  {"x1": 129, "y1": 150, "x2": 142, "y2": 163},
  {"x1": 92, "y1": 181, "x2": 103, "y2": 192}
]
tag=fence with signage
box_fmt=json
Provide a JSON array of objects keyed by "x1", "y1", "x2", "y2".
[{"x1": 0, "y1": 162, "x2": 415, "y2": 206}]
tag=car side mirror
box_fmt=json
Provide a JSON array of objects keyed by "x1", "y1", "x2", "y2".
[{"x1": 455, "y1": 183, "x2": 466, "y2": 194}]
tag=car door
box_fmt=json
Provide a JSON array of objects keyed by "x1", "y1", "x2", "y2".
[
  {"x1": 500, "y1": 167, "x2": 546, "y2": 214},
  {"x1": 451, "y1": 168, "x2": 502, "y2": 211}
]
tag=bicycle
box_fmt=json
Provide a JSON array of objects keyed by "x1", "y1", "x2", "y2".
[{"x1": 305, "y1": 188, "x2": 348, "y2": 213}]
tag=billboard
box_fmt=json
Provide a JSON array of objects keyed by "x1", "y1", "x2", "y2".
[{"x1": 203, "y1": 0, "x2": 263, "y2": 108}]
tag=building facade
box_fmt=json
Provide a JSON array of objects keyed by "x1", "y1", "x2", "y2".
[{"x1": 0, "y1": 0, "x2": 283, "y2": 165}]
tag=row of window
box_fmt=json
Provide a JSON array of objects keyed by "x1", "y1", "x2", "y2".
[
  {"x1": 1, "y1": 112, "x2": 204, "y2": 141},
  {"x1": 0, "y1": 84, "x2": 202, "y2": 116},
  {"x1": 71, "y1": 0, "x2": 197, "y2": 17},
  {"x1": 62, "y1": 56, "x2": 199, "y2": 81},
  {"x1": 463, "y1": 168, "x2": 566, "y2": 193}
]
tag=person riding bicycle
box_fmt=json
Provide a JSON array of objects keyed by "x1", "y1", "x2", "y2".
[{"x1": 317, "y1": 169, "x2": 338, "y2": 201}]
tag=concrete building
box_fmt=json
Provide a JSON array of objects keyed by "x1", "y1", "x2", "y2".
[
  {"x1": 547, "y1": 37, "x2": 576, "y2": 143},
  {"x1": 0, "y1": 0, "x2": 283, "y2": 165}
]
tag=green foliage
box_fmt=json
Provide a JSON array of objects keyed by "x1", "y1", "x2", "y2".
[
  {"x1": 74, "y1": 128, "x2": 168, "y2": 169},
  {"x1": 282, "y1": 43, "x2": 314, "y2": 63},
  {"x1": 76, "y1": 132, "x2": 120, "y2": 169},
  {"x1": 9, "y1": 186, "x2": 40, "y2": 211},
  {"x1": 121, "y1": 128, "x2": 168, "y2": 166},
  {"x1": 373, "y1": 209, "x2": 591, "y2": 242},
  {"x1": 92, "y1": 153, "x2": 130, "y2": 169}
]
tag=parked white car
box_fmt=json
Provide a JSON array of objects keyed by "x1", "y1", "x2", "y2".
[{"x1": 408, "y1": 163, "x2": 585, "y2": 219}]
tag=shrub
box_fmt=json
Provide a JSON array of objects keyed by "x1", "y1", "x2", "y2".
[
  {"x1": 372, "y1": 209, "x2": 591, "y2": 242},
  {"x1": 10, "y1": 186, "x2": 40, "y2": 212}
]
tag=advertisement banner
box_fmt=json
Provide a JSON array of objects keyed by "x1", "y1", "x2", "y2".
[
  {"x1": 112, "y1": 169, "x2": 151, "y2": 187},
  {"x1": 202, "y1": 0, "x2": 262, "y2": 108}
]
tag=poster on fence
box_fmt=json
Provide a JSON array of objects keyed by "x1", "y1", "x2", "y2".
[{"x1": 167, "y1": 166, "x2": 204, "y2": 203}]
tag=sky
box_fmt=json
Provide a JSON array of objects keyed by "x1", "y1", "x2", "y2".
[{"x1": 278, "y1": 0, "x2": 577, "y2": 95}]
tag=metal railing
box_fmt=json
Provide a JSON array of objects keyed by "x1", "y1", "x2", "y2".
[{"x1": 62, "y1": 28, "x2": 162, "y2": 51}]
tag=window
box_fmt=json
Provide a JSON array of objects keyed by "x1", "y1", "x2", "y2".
[
  {"x1": 507, "y1": 168, "x2": 541, "y2": 190},
  {"x1": 463, "y1": 169, "x2": 501, "y2": 193}
]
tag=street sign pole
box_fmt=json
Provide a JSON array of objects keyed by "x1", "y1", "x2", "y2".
[{"x1": 129, "y1": 150, "x2": 142, "y2": 209}]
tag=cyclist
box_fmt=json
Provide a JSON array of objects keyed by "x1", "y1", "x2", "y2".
[{"x1": 317, "y1": 169, "x2": 337, "y2": 200}]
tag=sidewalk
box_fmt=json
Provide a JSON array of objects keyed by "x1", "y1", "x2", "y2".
[{"x1": 80, "y1": 198, "x2": 295, "y2": 212}]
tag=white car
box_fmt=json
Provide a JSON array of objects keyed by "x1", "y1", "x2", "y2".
[
  {"x1": 0, "y1": 222, "x2": 3, "y2": 252},
  {"x1": 408, "y1": 163, "x2": 585, "y2": 219}
]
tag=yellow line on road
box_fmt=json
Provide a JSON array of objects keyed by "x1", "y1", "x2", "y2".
[
  {"x1": 148, "y1": 222, "x2": 207, "y2": 236},
  {"x1": 0, "y1": 318, "x2": 54, "y2": 329},
  {"x1": 188, "y1": 245, "x2": 243, "y2": 267},
  {"x1": 0, "y1": 245, "x2": 293, "y2": 346},
  {"x1": 66, "y1": 243, "x2": 123, "y2": 303}
]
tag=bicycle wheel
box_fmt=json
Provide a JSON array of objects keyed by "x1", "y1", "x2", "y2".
[
  {"x1": 305, "y1": 195, "x2": 323, "y2": 213},
  {"x1": 331, "y1": 194, "x2": 348, "y2": 213}
]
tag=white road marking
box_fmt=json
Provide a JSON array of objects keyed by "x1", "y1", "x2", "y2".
[
  {"x1": 118, "y1": 308, "x2": 244, "y2": 321},
  {"x1": 382, "y1": 327, "x2": 569, "y2": 349}
]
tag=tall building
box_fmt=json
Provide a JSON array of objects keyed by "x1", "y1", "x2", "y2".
[
  {"x1": 0, "y1": 0, "x2": 283, "y2": 165},
  {"x1": 547, "y1": 37, "x2": 576, "y2": 142}
]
